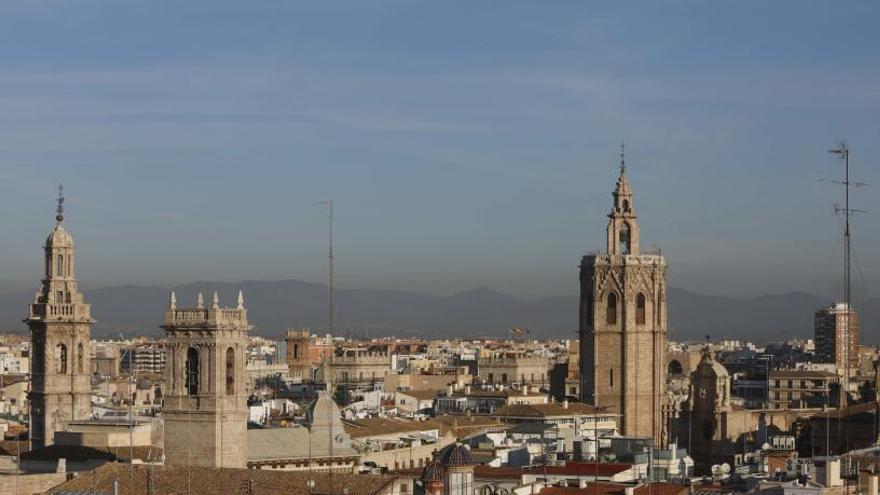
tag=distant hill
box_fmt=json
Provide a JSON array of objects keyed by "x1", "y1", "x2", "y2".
[{"x1": 0, "y1": 279, "x2": 873, "y2": 342}]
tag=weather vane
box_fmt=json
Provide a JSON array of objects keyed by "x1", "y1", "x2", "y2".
[{"x1": 56, "y1": 183, "x2": 65, "y2": 223}]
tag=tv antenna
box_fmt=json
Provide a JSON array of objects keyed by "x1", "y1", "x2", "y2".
[
  {"x1": 820, "y1": 140, "x2": 867, "y2": 409},
  {"x1": 314, "y1": 199, "x2": 334, "y2": 335}
]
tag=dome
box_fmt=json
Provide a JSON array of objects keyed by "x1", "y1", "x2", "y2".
[
  {"x1": 420, "y1": 457, "x2": 444, "y2": 482},
  {"x1": 45, "y1": 223, "x2": 74, "y2": 248},
  {"x1": 437, "y1": 442, "x2": 475, "y2": 468}
]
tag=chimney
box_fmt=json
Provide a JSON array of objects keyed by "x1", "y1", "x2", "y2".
[
  {"x1": 578, "y1": 479, "x2": 588, "y2": 489},
  {"x1": 447, "y1": 384, "x2": 454, "y2": 396},
  {"x1": 625, "y1": 488, "x2": 635, "y2": 495},
  {"x1": 523, "y1": 385, "x2": 530, "y2": 395},
  {"x1": 465, "y1": 385, "x2": 472, "y2": 395},
  {"x1": 56, "y1": 458, "x2": 66, "y2": 473},
  {"x1": 563, "y1": 399, "x2": 569, "y2": 409},
  {"x1": 113, "y1": 480, "x2": 120, "y2": 495}
]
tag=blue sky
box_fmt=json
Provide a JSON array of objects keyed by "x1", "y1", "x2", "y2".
[{"x1": 0, "y1": 1, "x2": 878, "y2": 300}]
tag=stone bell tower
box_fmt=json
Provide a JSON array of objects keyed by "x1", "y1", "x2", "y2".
[
  {"x1": 579, "y1": 149, "x2": 668, "y2": 442},
  {"x1": 26, "y1": 185, "x2": 94, "y2": 449},
  {"x1": 161, "y1": 290, "x2": 250, "y2": 468}
]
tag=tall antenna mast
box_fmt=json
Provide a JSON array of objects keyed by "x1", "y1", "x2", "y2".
[
  {"x1": 315, "y1": 200, "x2": 334, "y2": 335},
  {"x1": 823, "y1": 140, "x2": 866, "y2": 408}
]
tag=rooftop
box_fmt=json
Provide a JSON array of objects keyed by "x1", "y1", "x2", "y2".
[{"x1": 46, "y1": 463, "x2": 403, "y2": 495}]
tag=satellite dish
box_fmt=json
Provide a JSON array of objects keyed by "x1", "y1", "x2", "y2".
[
  {"x1": 711, "y1": 465, "x2": 722, "y2": 475},
  {"x1": 721, "y1": 463, "x2": 731, "y2": 474},
  {"x1": 762, "y1": 443, "x2": 771, "y2": 451}
]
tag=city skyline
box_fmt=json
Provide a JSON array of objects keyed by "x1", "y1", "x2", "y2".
[{"x1": 1, "y1": 2, "x2": 879, "y2": 301}]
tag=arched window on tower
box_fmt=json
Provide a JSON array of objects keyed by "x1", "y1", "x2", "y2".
[
  {"x1": 77, "y1": 342, "x2": 84, "y2": 373},
  {"x1": 55, "y1": 344, "x2": 67, "y2": 374},
  {"x1": 606, "y1": 293, "x2": 618, "y2": 325},
  {"x1": 619, "y1": 223, "x2": 631, "y2": 254},
  {"x1": 636, "y1": 293, "x2": 646, "y2": 325},
  {"x1": 226, "y1": 347, "x2": 235, "y2": 395},
  {"x1": 623, "y1": 199, "x2": 630, "y2": 212},
  {"x1": 185, "y1": 347, "x2": 199, "y2": 396},
  {"x1": 56, "y1": 255, "x2": 64, "y2": 277}
]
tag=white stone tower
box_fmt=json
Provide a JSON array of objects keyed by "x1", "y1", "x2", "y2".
[
  {"x1": 26, "y1": 185, "x2": 93, "y2": 449},
  {"x1": 579, "y1": 152, "x2": 668, "y2": 442},
  {"x1": 161, "y1": 290, "x2": 250, "y2": 468}
]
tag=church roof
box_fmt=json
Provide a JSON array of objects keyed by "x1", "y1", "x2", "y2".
[{"x1": 420, "y1": 457, "x2": 444, "y2": 482}]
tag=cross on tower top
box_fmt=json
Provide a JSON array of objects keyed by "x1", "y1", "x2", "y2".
[
  {"x1": 619, "y1": 141, "x2": 626, "y2": 173},
  {"x1": 56, "y1": 183, "x2": 65, "y2": 223}
]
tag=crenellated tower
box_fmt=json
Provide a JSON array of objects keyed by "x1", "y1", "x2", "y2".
[
  {"x1": 579, "y1": 150, "x2": 668, "y2": 442},
  {"x1": 161, "y1": 290, "x2": 250, "y2": 468},
  {"x1": 26, "y1": 185, "x2": 94, "y2": 449}
]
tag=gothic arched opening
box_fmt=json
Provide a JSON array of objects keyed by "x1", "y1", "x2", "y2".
[
  {"x1": 668, "y1": 360, "x2": 684, "y2": 376},
  {"x1": 55, "y1": 344, "x2": 67, "y2": 374},
  {"x1": 185, "y1": 347, "x2": 199, "y2": 396},
  {"x1": 225, "y1": 347, "x2": 235, "y2": 395},
  {"x1": 636, "y1": 293, "x2": 646, "y2": 325},
  {"x1": 619, "y1": 223, "x2": 631, "y2": 254},
  {"x1": 606, "y1": 292, "x2": 618, "y2": 325},
  {"x1": 77, "y1": 342, "x2": 84, "y2": 373}
]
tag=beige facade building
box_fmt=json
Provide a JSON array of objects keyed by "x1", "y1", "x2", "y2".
[
  {"x1": 579, "y1": 158, "x2": 667, "y2": 442},
  {"x1": 324, "y1": 347, "x2": 392, "y2": 385},
  {"x1": 161, "y1": 290, "x2": 250, "y2": 468},
  {"x1": 478, "y1": 352, "x2": 548, "y2": 387},
  {"x1": 26, "y1": 190, "x2": 93, "y2": 449}
]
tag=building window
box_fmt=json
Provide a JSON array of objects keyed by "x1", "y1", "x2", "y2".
[
  {"x1": 56, "y1": 255, "x2": 64, "y2": 277},
  {"x1": 606, "y1": 293, "x2": 618, "y2": 325},
  {"x1": 488, "y1": 373, "x2": 494, "y2": 383},
  {"x1": 502, "y1": 373, "x2": 508, "y2": 384},
  {"x1": 77, "y1": 342, "x2": 84, "y2": 373},
  {"x1": 55, "y1": 344, "x2": 67, "y2": 374},
  {"x1": 609, "y1": 368, "x2": 614, "y2": 388},
  {"x1": 226, "y1": 347, "x2": 235, "y2": 395},
  {"x1": 636, "y1": 293, "x2": 646, "y2": 325},
  {"x1": 185, "y1": 347, "x2": 199, "y2": 396}
]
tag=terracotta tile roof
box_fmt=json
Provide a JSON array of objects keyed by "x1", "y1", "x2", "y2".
[
  {"x1": 492, "y1": 403, "x2": 605, "y2": 418},
  {"x1": 0, "y1": 440, "x2": 28, "y2": 456},
  {"x1": 540, "y1": 482, "x2": 687, "y2": 495},
  {"x1": 424, "y1": 415, "x2": 503, "y2": 439},
  {"x1": 343, "y1": 417, "x2": 438, "y2": 438},
  {"x1": 21, "y1": 444, "x2": 162, "y2": 463},
  {"x1": 46, "y1": 462, "x2": 405, "y2": 495},
  {"x1": 473, "y1": 465, "x2": 524, "y2": 479},
  {"x1": 523, "y1": 463, "x2": 633, "y2": 477}
]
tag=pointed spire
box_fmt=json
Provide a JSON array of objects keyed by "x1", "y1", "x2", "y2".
[
  {"x1": 55, "y1": 183, "x2": 65, "y2": 224},
  {"x1": 169, "y1": 291, "x2": 177, "y2": 310},
  {"x1": 237, "y1": 290, "x2": 245, "y2": 310},
  {"x1": 212, "y1": 291, "x2": 220, "y2": 309},
  {"x1": 196, "y1": 292, "x2": 204, "y2": 309}
]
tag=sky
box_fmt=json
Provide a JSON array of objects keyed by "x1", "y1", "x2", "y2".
[{"x1": 0, "y1": 1, "x2": 878, "y2": 301}]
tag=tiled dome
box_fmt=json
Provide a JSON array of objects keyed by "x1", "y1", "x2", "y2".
[
  {"x1": 437, "y1": 442, "x2": 475, "y2": 468},
  {"x1": 420, "y1": 458, "x2": 444, "y2": 482}
]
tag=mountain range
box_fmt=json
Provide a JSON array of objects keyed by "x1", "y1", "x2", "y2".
[{"x1": 0, "y1": 279, "x2": 874, "y2": 342}]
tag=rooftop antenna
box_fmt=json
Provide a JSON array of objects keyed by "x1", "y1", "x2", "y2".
[
  {"x1": 820, "y1": 140, "x2": 867, "y2": 409},
  {"x1": 315, "y1": 200, "x2": 334, "y2": 336}
]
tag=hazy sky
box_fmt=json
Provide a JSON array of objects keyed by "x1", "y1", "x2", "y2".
[{"x1": 1, "y1": 1, "x2": 878, "y2": 300}]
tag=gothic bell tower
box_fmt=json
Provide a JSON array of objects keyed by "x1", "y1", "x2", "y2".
[
  {"x1": 161, "y1": 290, "x2": 250, "y2": 468},
  {"x1": 26, "y1": 185, "x2": 93, "y2": 449},
  {"x1": 579, "y1": 150, "x2": 668, "y2": 442}
]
